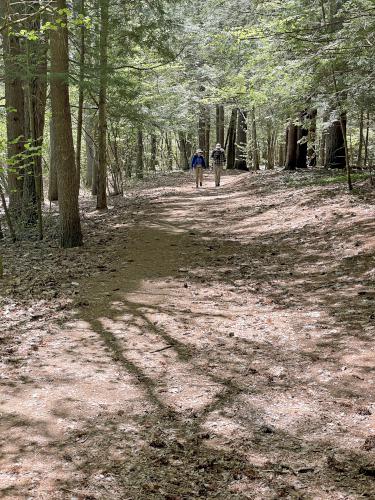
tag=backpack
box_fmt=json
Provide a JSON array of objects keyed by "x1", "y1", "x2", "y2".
[{"x1": 212, "y1": 149, "x2": 224, "y2": 162}]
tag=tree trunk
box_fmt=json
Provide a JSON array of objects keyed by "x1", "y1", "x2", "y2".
[
  {"x1": 186, "y1": 134, "x2": 193, "y2": 167},
  {"x1": 109, "y1": 128, "x2": 122, "y2": 195},
  {"x1": 319, "y1": 112, "x2": 328, "y2": 167},
  {"x1": 285, "y1": 120, "x2": 297, "y2": 170},
  {"x1": 364, "y1": 111, "x2": 370, "y2": 168},
  {"x1": 23, "y1": 45, "x2": 47, "y2": 219},
  {"x1": 235, "y1": 109, "x2": 248, "y2": 170},
  {"x1": 85, "y1": 111, "x2": 95, "y2": 189},
  {"x1": 165, "y1": 133, "x2": 173, "y2": 171},
  {"x1": 23, "y1": 3, "x2": 47, "y2": 232},
  {"x1": 278, "y1": 141, "x2": 285, "y2": 166},
  {"x1": 136, "y1": 128, "x2": 144, "y2": 179},
  {"x1": 2, "y1": 0, "x2": 25, "y2": 215},
  {"x1": 325, "y1": 111, "x2": 346, "y2": 169},
  {"x1": 308, "y1": 109, "x2": 317, "y2": 167},
  {"x1": 216, "y1": 105, "x2": 225, "y2": 146},
  {"x1": 0, "y1": 183, "x2": 17, "y2": 242},
  {"x1": 266, "y1": 127, "x2": 272, "y2": 169},
  {"x1": 50, "y1": 0, "x2": 83, "y2": 248},
  {"x1": 198, "y1": 104, "x2": 206, "y2": 151},
  {"x1": 219, "y1": 106, "x2": 225, "y2": 146},
  {"x1": 357, "y1": 109, "x2": 364, "y2": 168},
  {"x1": 91, "y1": 146, "x2": 98, "y2": 195},
  {"x1": 178, "y1": 132, "x2": 190, "y2": 170},
  {"x1": 251, "y1": 107, "x2": 260, "y2": 171},
  {"x1": 340, "y1": 113, "x2": 352, "y2": 190},
  {"x1": 150, "y1": 134, "x2": 157, "y2": 171},
  {"x1": 24, "y1": 43, "x2": 43, "y2": 239},
  {"x1": 266, "y1": 122, "x2": 276, "y2": 169},
  {"x1": 48, "y1": 117, "x2": 58, "y2": 202},
  {"x1": 226, "y1": 108, "x2": 237, "y2": 169},
  {"x1": 76, "y1": 0, "x2": 86, "y2": 187},
  {"x1": 296, "y1": 113, "x2": 308, "y2": 168},
  {"x1": 96, "y1": 0, "x2": 109, "y2": 209},
  {"x1": 198, "y1": 105, "x2": 210, "y2": 164},
  {"x1": 204, "y1": 107, "x2": 210, "y2": 165}
]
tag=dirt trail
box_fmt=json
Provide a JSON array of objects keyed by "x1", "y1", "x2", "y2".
[{"x1": 1, "y1": 171, "x2": 375, "y2": 499}]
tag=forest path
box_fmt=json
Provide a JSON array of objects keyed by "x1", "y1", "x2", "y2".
[{"x1": 1, "y1": 170, "x2": 375, "y2": 499}]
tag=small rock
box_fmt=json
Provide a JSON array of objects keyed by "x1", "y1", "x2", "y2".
[
  {"x1": 297, "y1": 467, "x2": 315, "y2": 474},
  {"x1": 149, "y1": 440, "x2": 166, "y2": 449},
  {"x1": 359, "y1": 465, "x2": 375, "y2": 477},
  {"x1": 198, "y1": 432, "x2": 210, "y2": 440},
  {"x1": 363, "y1": 436, "x2": 375, "y2": 451},
  {"x1": 357, "y1": 407, "x2": 372, "y2": 416},
  {"x1": 259, "y1": 425, "x2": 274, "y2": 434}
]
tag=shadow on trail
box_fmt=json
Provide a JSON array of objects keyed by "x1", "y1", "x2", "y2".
[
  {"x1": 149, "y1": 172, "x2": 375, "y2": 339},
  {"x1": 50, "y1": 208, "x2": 375, "y2": 497},
  {"x1": 2, "y1": 171, "x2": 375, "y2": 498}
]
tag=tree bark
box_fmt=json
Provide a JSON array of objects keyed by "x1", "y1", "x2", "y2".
[
  {"x1": 91, "y1": 147, "x2": 98, "y2": 195},
  {"x1": 198, "y1": 104, "x2": 206, "y2": 151},
  {"x1": 266, "y1": 121, "x2": 276, "y2": 169},
  {"x1": 22, "y1": 2, "x2": 47, "y2": 232},
  {"x1": 226, "y1": 108, "x2": 237, "y2": 169},
  {"x1": 48, "y1": 117, "x2": 58, "y2": 202},
  {"x1": 319, "y1": 112, "x2": 328, "y2": 167},
  {"x1": 204, "y1": 106, "x2": 210, "y2": 165},
  {"x1": 85, "y1": 111, "x2": 95, "y2": 189},
  {"x1": 308, "y1": 109, "x2": 317, "y2": 167},
  {"x1": 325, "y1": 111, "x2": 346, "y2": 169},
  {"x1": 165, "y1": 133, "x2": 173, "y2": 171},
  {"x1": 357, "y1": 109, "x2": 364, "y2": 168},
  {"x1": 216, "y1": 105, "x2": 225, "y2": 146},
  {"x1": 50, "y1": 0, "x2": 83, "y2": 248},
  {"x1": 2, "y1": 0, "x2": 25, "y2": 215},
  {"x1": 96, "y1": 0, "x2": 109, "y2": 209},
  {"x1": 364, "y1": 111, "x2": 370, "y2": 168},
  {"x1": 108, "y1": 127, "x2": 122, "y2": 195},
  {"x1": 278, "y1": 141, "x2": 285, "y2": 166},
  {"x1": 284, "y1": 120, "x2": 297, "y2": 170},
  {"x1": 251, "y1": 107, "x2": 260, "y2": 171},
  {"x1": 178, "y1": 132, "x2": 190, "y2": 170},
  {"x1": 150, "y1": 134, "x2": 157, "y2": 171},
  {"x1": 76, "y1": 0, "x2": 86, "y2": 187},
  {"x1": 296, "y1": 113, "x2": 308, "y2": 168},
  {"x1": 23, "y1": 39, "x2": 47, "y2": 221},
  {"x1": 0, "y1": 183, "x2": 17, "y2": 242},
  {"x1": 24, "y1": 40, "x2": 44, "y2": 239},
  {"x1": 136, "y1": 128, "x2": 144, "y2": 179},
  {"x1": 197, "y1": 104, "x2": 210, "y2": 164},
  {"x1": 186, "y1": 134, "x2": 193, "y2": 168},
  {"x1": 235, "y1": 109, "x2": 248, "y2": 170}
]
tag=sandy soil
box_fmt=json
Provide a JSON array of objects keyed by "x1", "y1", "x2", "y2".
[{"x1": 0, "y1": 169, "x2": 375, "y2": 499}]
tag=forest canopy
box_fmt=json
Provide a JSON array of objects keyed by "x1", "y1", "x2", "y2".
[{"x1": 0, "y1": 0, "x2": 374, "y2": 246}]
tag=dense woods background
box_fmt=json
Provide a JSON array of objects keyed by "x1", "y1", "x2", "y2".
[{"x1": 0, "y1": 0, "x2": 374, "y2": 248}]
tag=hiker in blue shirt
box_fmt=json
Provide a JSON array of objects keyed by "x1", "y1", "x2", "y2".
[{"x1": 191, "y1": 149, "x2": 206, "y2": 188}]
